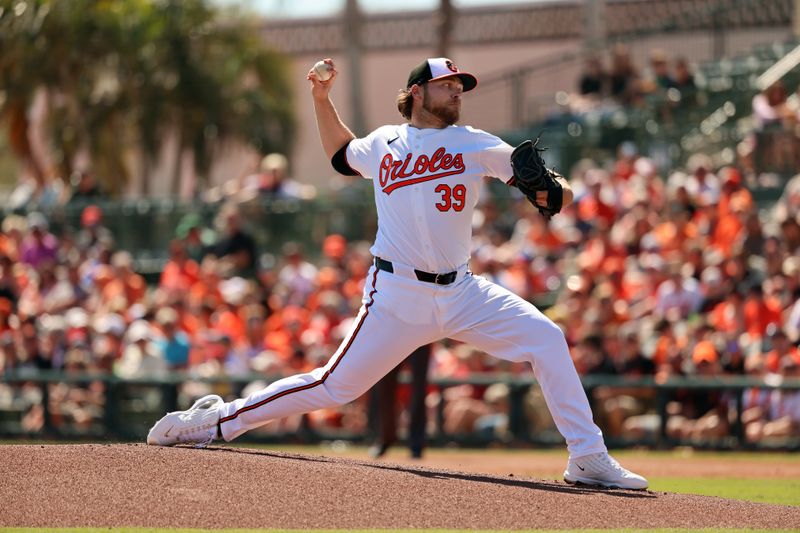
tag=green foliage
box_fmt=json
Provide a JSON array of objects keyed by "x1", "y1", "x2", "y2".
[{"x1": 0, "y1": 0, "x2": 295, "y2": 194}]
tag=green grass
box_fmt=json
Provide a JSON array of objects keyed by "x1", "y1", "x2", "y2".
[
  {"x1": 650, "y1": 477, "x2": 800, "y2": 506},
  {"x1": 3, "y1": 529, "x2": 800, "y2": 533}
]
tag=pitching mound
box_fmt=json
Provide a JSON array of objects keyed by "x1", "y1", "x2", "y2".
[{"x1": 2, "y1": 444, "x2": 798, "y2": 529}]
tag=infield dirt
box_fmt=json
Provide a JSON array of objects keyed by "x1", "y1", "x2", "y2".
[{"x1": 1, "y1": 444, "x2": 799, "y2": 529}]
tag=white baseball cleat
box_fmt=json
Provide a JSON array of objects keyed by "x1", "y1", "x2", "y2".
[
  {"x1": 563, "y1": 452, "x2": 648, "y2": 490},
  {"x1": 146, "y1": 394, "x2": 223, "y2": 447}
]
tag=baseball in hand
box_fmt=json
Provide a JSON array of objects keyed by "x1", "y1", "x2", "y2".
[{"x1": 313, "y1": 60, "x2": 333, "y2": 81}]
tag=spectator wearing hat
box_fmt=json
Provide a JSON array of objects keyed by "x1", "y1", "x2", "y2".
[
  {"x1": 212, "y1": 277, "x2": 252, "y2": 346},
  {"x1": 664, "y1": 338, "x2": 730, "y2": 442},
  {"x1": 243, "y1": 153, "x2": 314, "y2": 201},
  {"x1": 0, "y1": 215, "x2": 27, "y2": 262},
  {"x1": 76, "y1": 205, "x2": 114, "y2": 254},
  {"x1": 116, "y1": 319, "x2": 167, "y2": 379},
  {"x1": 92, "y1": 312, "x2": 126, "y2": 368},
  {"x1": 641, "y1": 49, "x2": 676, "y2": 94}
]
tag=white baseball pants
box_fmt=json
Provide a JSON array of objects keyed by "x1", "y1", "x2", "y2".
[{"x1": 217, "y1": 263, "x2": 607, "y2": 458}]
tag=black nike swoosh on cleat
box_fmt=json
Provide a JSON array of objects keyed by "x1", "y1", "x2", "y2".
[
  {"x1": 387, "y1": 136, "x2": 400, "y2": 145},
  {"x1": 577, "y1": 465, "x2": 585, "y2": 471},
  {"x1": 163, "y1": 425, "x2": 175, "y2": 438}
]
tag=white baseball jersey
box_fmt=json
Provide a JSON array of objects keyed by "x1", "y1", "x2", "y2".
[
  {"x1": 345, "y1": 124, "x2": 513, "y2": 273},
  {"x1": 214, "y1": 121, "x2": 607, "y2": 461}
]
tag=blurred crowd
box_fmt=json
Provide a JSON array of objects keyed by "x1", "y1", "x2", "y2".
[
  {"x1": 0, "y1": 138, "x2": 799, "y2": 446},
  {"x1": 744, "y1": 79, "x2": 800, "y2": 176},
  {"x1": 6, "y1": 150, "x2": 316, "y2": 215},
  {"x1": 3, "y1": 75, "x2": 800, "y2": 446},
  {"x1": 568, "y1": 45, "x2": 699, "y2": 118},
  {"x1": 469, "y1": 145, "x2": 800, "y2": 444}
]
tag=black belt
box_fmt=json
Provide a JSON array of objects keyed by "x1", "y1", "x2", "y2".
[{"x1": 374, "y1": 257, "x2": 458, "y2": 285}]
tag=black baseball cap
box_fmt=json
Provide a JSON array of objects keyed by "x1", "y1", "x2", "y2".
[{"x1": 406, "y1": 58, "x2": 478, "y2": 92}]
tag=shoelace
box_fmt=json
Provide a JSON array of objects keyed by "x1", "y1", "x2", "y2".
[
  {"x1": 599, "y1": 454, "x2": 632, "y2": 476},
  {"x1": 173, "y1": 403, "x2": 218, "y2": 447},
  {"x1": 575, "y1": 453, "x2": 624, "y2": 475},
  {"x1": 175, "y1": 423, "x2": 215, "y2": 446}
]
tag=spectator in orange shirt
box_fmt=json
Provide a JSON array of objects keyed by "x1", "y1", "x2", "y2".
[
  {"x1": 743, "y1": 285, "x2": 783, "y2": 338},
  {"x1": 188, "y1": 256, "x2": 223, "y2": 310},
  {"x1": 710, "y1": 290, "x2": 746, "y2": 335},
  {"x1": 321, "y1": 234, "x2": 348, "y2": 270},
  {"x1": 717, "y1": 166, "x2": 753, "y2": 217},
  {"x1": 264, "y1": 305, "x2": 309, "y2": 361},
  {"x1": 577, "y1": 169, "x2": 616, "y2": 231},
  {"x1": 109, "y1": 251, "x2": 147, "y2": 306},
  {"x1": 0, "y1": 215, "x2": 26, "y2": 262},
  {"x1": 211, "y1": 277, "x2": 251, "y2": 346},
  {"x1": 651, "y1": 319, "x2": 681, "y2": 368},
  {"x1": 712, "y1": 196, "x2": 748, "y2": 258},
  {"x1": 160, "y1": 240, "x2": 200, "y2": 294},
  {"x1": 762, "y1": 326, "x2": 798, "y2": 373}
]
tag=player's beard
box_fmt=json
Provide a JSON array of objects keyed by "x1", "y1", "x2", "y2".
[{"x1": 422, "y1": 90, "x2": 460, "y2": 126}]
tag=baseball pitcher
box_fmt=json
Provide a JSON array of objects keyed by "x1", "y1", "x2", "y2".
[{"x1": 147, "y1": 57, "x2": 648, "y2": 490}]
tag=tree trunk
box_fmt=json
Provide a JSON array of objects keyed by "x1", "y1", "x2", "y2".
[
  {"x1": 437, "y1": 0, "x2": 454, "y2": 58},
  {"x1": 170, "y1": 127, "x2": 183, "y2": 198},
  {"x1": 6, "y1": 100, "x2": 46, "y2": 185}
]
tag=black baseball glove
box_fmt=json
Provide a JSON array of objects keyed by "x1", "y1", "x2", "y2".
[{"x1": 509, "y1": 137, "x2": 564, "y2": 220}]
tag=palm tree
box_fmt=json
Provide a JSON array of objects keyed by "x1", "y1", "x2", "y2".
[
  {"x1": 0, "y1": 0, "x2": 55, "y2": 186},
  {"x1": 0, "y1": 0, "x2": 296, "y2": 198}
]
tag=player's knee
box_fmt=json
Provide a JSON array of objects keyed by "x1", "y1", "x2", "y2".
[{"x1": 324, "y1": 380, "x2": 364, "y2": 405}]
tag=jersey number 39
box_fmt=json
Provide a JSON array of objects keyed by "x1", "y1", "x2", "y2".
[{"x1": 435, "y1": 184, "x2": 466, "y2": 212}]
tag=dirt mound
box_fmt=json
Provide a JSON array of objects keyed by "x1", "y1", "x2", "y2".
[{"x1": 1, "y1": 444, "x2": 798, "y2": 529}]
